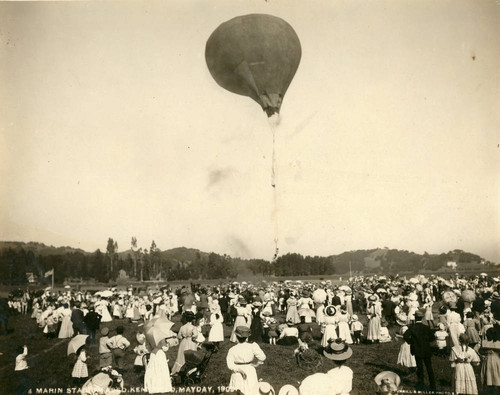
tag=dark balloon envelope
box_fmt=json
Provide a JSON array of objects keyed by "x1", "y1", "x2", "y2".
[{"x1": 205, "y1": 14, "x2": 302, "y2": 117}]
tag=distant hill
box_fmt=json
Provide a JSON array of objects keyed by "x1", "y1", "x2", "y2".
[
  {"x1": 0, "y1": 241, "x2": 88, "y2": 256},
  {"x1": 0, "y1": 241, "x2": 496, "y2": 278}
]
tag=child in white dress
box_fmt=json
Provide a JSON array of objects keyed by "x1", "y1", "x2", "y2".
[{"x1": 396, "y1": 326, "x2": 416, "y2": 370}]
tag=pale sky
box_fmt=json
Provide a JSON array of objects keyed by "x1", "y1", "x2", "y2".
[{"x1": 1, "y1": 0, "x2": 499, "y2": 262}]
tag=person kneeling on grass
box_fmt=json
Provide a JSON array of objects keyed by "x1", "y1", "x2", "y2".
[{"x1": 226, "y1": 326, "x2": 266, "y2": 395}]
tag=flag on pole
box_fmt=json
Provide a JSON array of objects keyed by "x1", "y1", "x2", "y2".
[{"x1": 44, "y1": 269, "x2": 54, "y2": 278}]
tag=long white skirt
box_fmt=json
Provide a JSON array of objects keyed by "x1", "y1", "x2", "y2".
[
  {"x1": 144, "y1": 349, "x2": 173, "y2": 394},
  {"x1": 229, "y1": 365, "x2": 259, "y2": 395},
  {"x1": 321, "y1": 324, "x2": 337, "y2": 347}
]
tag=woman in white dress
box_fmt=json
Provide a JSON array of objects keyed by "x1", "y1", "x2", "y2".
[
  {"x1": 337, "y1": 307, "x2": 353, "y2": 344},
  {"x1": 144, "y1": 338, "x2": 173, "y2": 394},
  {"x1": 227, "y1": 326, "x2": 266, "y2": 395},
  {"x1": 286, "y1": 294, "x2": 300, "y2": 324},
  {"x1": 58, "y1": 303, "x2": 74, "y2": 339},
  {"x1": 171, "y1": 312, "x2": 199, "y2": 374},
  {"x1": 230, "y1": 299, "x2": 252, "y2": 343},
  {"x1": 321, "y1": 306, "x2": 338, "y2": 347},
  {"x1": 367, "y1": 294, "x2": 382, "y2": 343},
  {"x1": 297, "y1": 291, "x2": 315, "y2": 323},
  {"x1": 208, "y1": 312, "x2": 224, "y2": 348},
  {"x1": 96, "y1": 299, "x2": 113, "y2": 323}
]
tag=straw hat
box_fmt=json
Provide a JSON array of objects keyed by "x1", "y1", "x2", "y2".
[
  {"x1": 258, "y1": 382, "x2": 275, "y2": 395},
  {"x1": 396, "y1": 313, "x2": 408, "y2": 326},
  {"x1": 278, "y1": 384, "x2": 298, "y2": 395},
  {"x1": 374, "y1": 371, "x2": 401, "y2": 387},
  {"x1": 325, "y1": 305, "x2": 337, "y2": 317},
  {"x1": 323, "y1": 338, "x2": 352, "y2": 361},
  {"x1": 235, "y1": 326, "x2": 251, "y2": 338},
  {"x1": 368, "y1": 294, "x2": 378, "y2": 302}
]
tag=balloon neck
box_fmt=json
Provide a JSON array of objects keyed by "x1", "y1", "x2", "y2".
[{"x1": 260, "y1": 93, "x2": 282, "y2": 118}]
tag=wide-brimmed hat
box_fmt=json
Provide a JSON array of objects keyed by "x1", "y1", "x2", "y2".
[
  {"x1": 253, "y1": 301, "x2": 263, "y2": 307},
  {"x1": 368, "y1": 294, "x2": 378, "y2": 302},
  {"x1": 415, "y1": 310, "x2": 425, "y2": 320},
  {"x1": 235, "y1": 326, "x2": 251, "y2": 338},
  {"x1": 374, "y1": 371, "x2": 401, "y2": 387},
  {"x1": 491, "y1": 292, "x2": 500, "y2": 300},
  {"x1": 351, "y1": 314, "x2": 358, "y2": 321},
  {"x1": 100, "y1": 327, "x2": 109, "y2": 336},
  {"x1": 136, "y1": 333, "x2": 145, "y2": 344},
  {"x1": 258, "y1": 382, "x2": 275, "y2": 395},
  {"x1": 325, "y1": 305, "x2": 336, "y2": 317},
  {"x1": 396, "y1": 313, "x2": 408, "y2": 326},
  {"x1": 286, "y1": 319, "x2": 295, "y2": 326},
  {"x1": 301, "y1": 290, "x2": 309, "y2": 297},
  {"x1": 323, "y1": 338, "x2": 352, "y2": 361},
  {"x1": 278, "y1": 384, "x2": 299, "y2": 395}
]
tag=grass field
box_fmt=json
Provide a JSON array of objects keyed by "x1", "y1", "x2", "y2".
[{"x1": 0, "y1": 310, "x2": 482, "y2": 395}]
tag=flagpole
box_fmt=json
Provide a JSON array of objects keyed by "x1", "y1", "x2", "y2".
[{"x1": 52, "y1": 267, "x2": 54, "y2": 289}]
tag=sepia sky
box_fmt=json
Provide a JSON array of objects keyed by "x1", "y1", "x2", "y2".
[{"x1": 1, "y1": 0, "x2": 499, "y2": 262}]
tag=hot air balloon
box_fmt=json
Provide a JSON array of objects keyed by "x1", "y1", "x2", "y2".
[{"x1": 205, "y1": 14, "x2": 301, "y2": 117}]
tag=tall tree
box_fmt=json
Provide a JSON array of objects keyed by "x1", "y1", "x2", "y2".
[
  {"x1": 106, "y1": 238, "x2": 118, "y2": 276},
  {"x1": 131, "y1": 237, "x2": 138, "y2": 277}
]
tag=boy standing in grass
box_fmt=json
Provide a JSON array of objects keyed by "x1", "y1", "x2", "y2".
[{"x1": 14, "y1": 345, "x2": 31, "y2": 395}]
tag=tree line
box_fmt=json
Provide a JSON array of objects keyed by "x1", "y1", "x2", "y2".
[{"x1": 0, "y1": 239, "x2": 494, "y2": 285}]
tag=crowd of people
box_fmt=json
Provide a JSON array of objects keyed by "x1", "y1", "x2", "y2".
[{"x1": 4, "y1": 272, "x2": 500, "y2": 394}]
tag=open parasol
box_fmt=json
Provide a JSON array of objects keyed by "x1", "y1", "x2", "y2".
[
  {"x1": 144, "y1": 315, "x2": 175, "y2": 348},
  {"x1": 67, "y1": 334, "x2": 88, "y2": 355},
  {"x1": 312, "y1": 289, "x2": 327, "y2": 304},
  {"x1": 461, "y1": 290, "x2": 476, "y2": 303}
]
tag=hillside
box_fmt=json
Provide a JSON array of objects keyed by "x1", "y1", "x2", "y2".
[{"x1": 0, "y1": 241, "x2": 497, "y2": 285}]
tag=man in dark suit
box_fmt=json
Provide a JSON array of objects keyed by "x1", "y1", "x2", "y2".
[
  {"x1": 331, "y1": 291, "x2": 342, "y2": 307},
  {"x1": 404, "y1": 310, "x2": 436, "y2": 391},
  {"x1": 71, "y1": 302, "x2": 86, "y2": 335},
  {"x1": 381, "y1": 295, "x2": 396, "y2": 326}
]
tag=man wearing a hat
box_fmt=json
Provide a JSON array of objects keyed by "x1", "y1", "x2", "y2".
[
  {"x1": 403, "y1": 310, "x2": 436, "y2": 391},
  {"x1": 226, "y1": 326, "x2": 266, "y2": 395}
]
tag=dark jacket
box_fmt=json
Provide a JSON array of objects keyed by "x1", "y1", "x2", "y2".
[
  {"x1": 331, "y1": 296, "x2": 342, "y2": 306},
  {"x1": 404, "y1": 322, "x2": 435, "y2": 358},
  {"x1": 84, "y1": 311, "x2": 102, "y2": 330},
  {"x1": 71, "y1": 308, "x2": 86, "y2": 331}
]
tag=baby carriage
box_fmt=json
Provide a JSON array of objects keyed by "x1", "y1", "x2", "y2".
[{"x1": 173, "y1": 343, "x2": 215, "y2": 386}]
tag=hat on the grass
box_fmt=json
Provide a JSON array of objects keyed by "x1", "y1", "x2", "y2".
[
  {"x1": 100, "y1": 327, "x2": 109, "y2": 336},
  {"x1": 235, "y1": 326, "x2": 251, "y2": 338},
  {"x1": 259, "y1": 382, "x2": 275, "y2": 395},
  {"x1": 323, "y1": 338, "x2": 352, "y2": 361}
]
